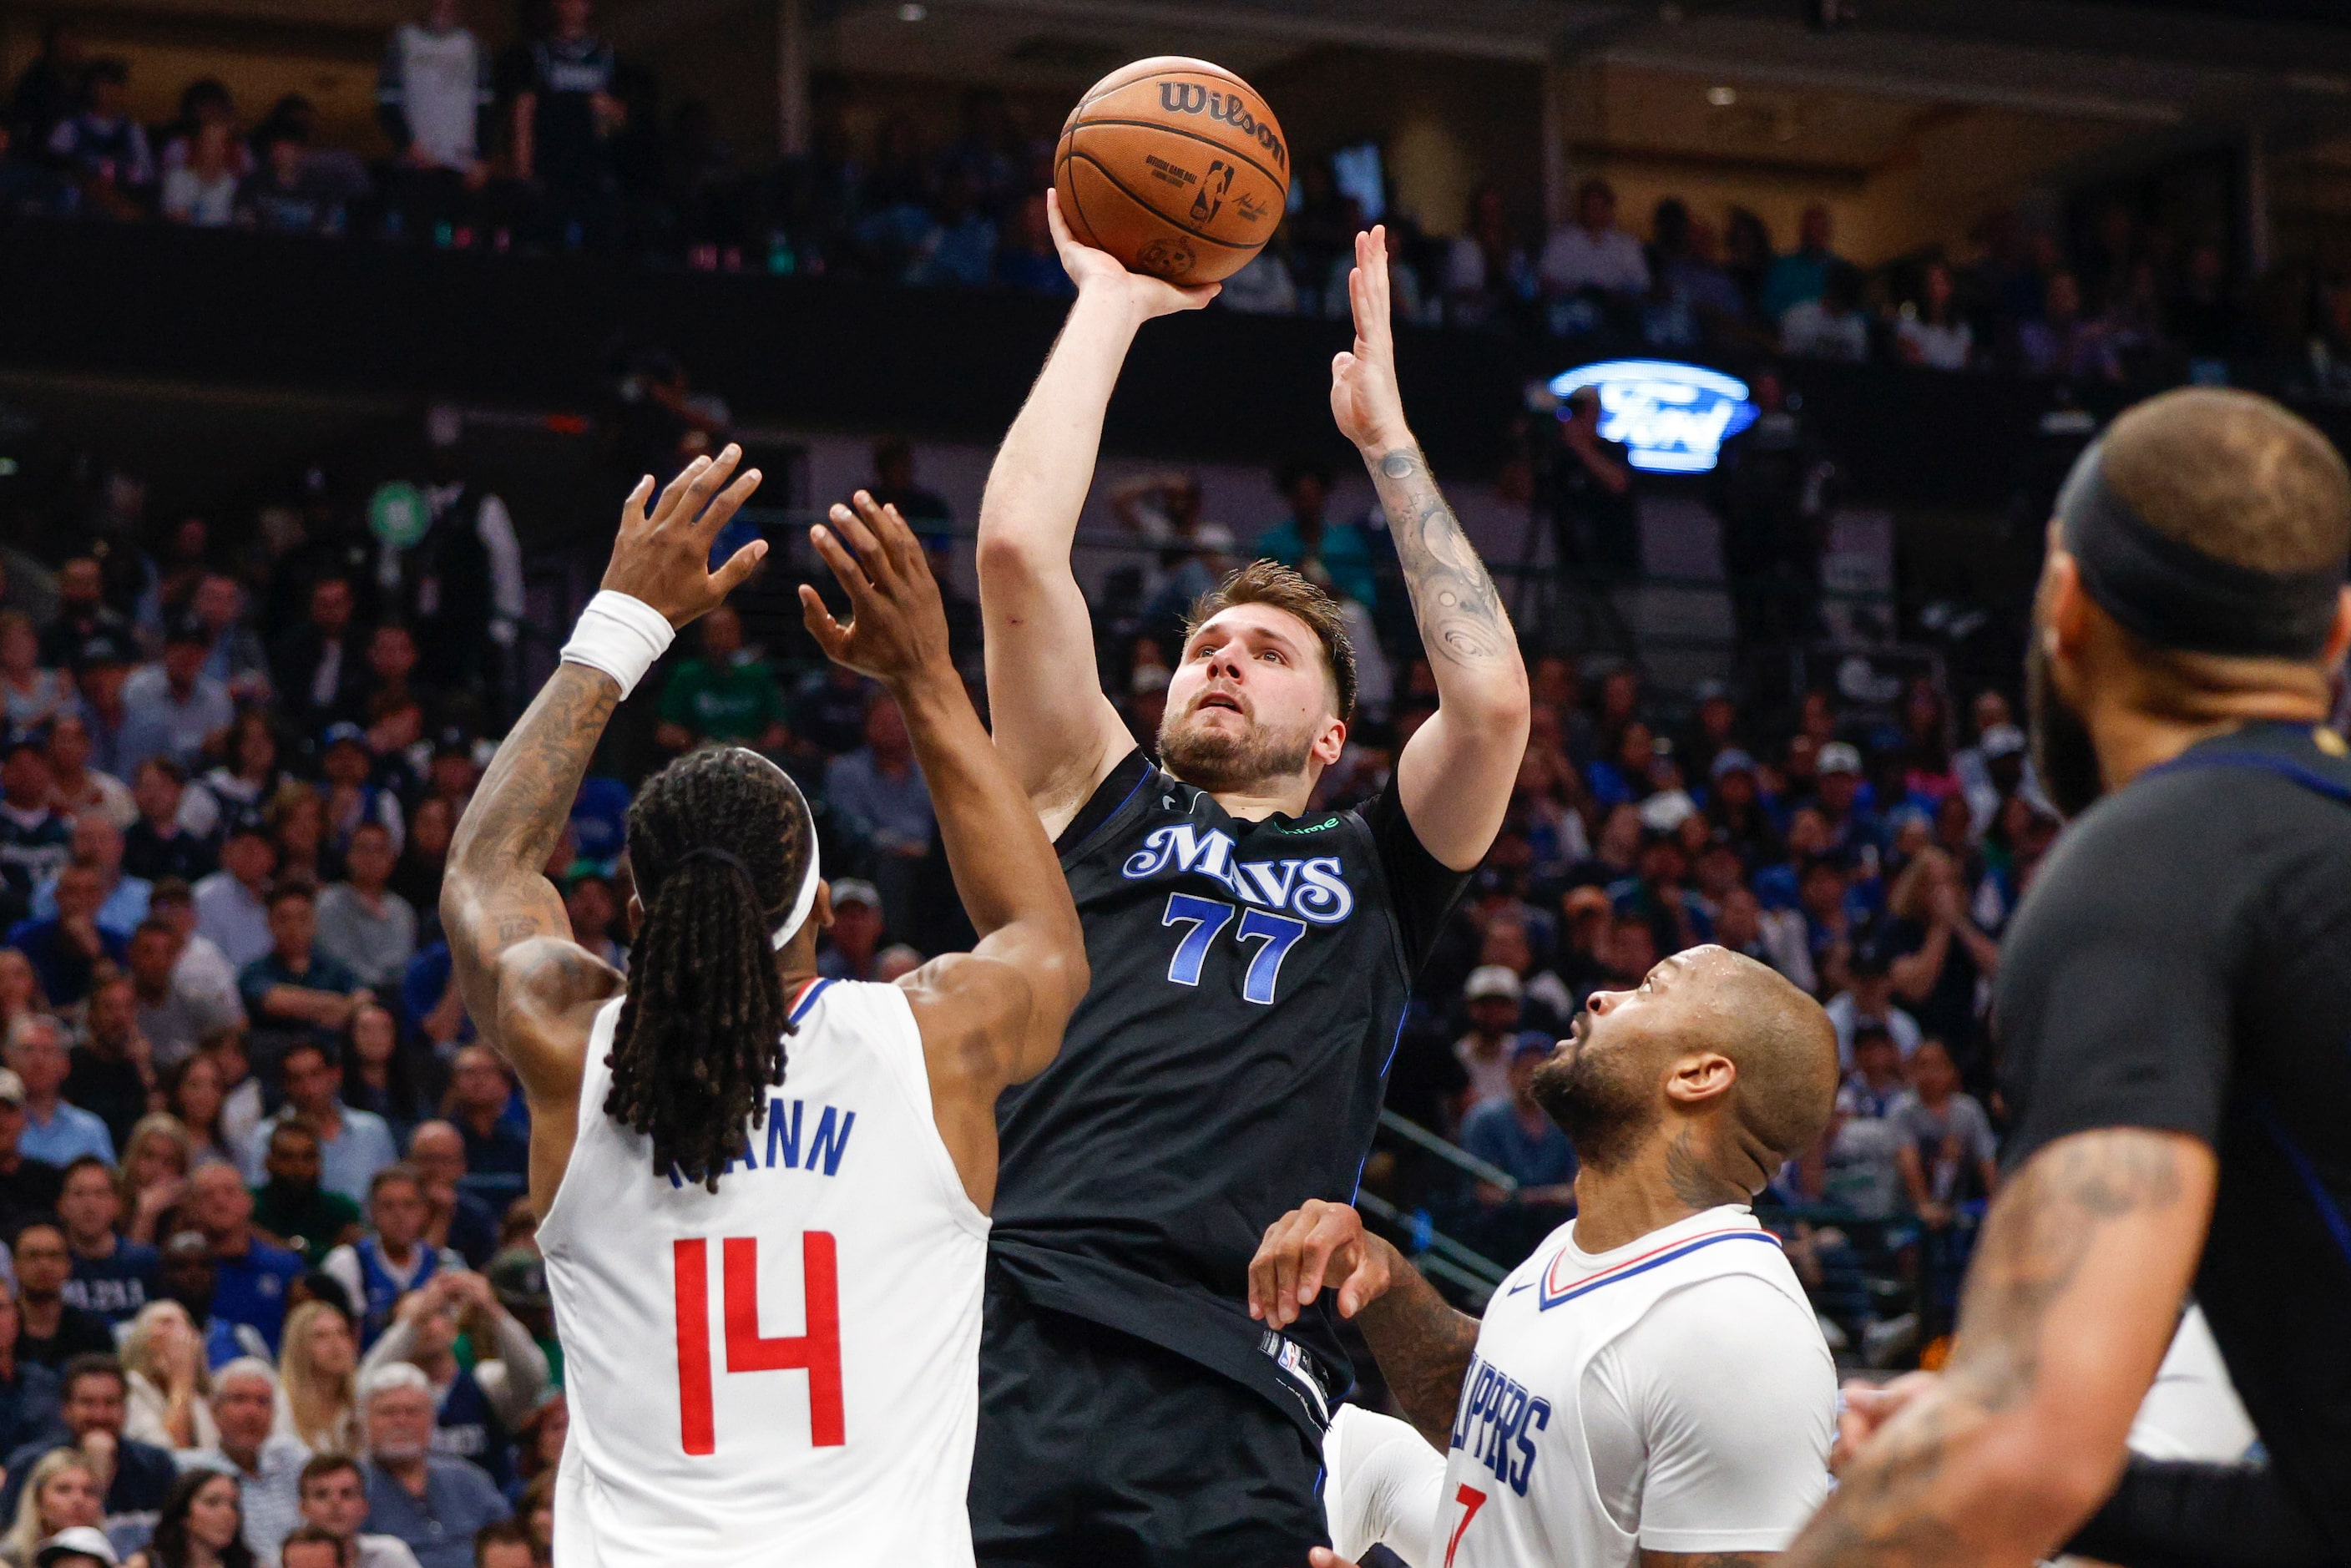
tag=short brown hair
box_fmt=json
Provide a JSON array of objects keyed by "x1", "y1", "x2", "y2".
[
  {"x1": 2103, "y1": 387, "x2": 2351, "y2": 575},
  {"x1": 1185, "y1": 560, "x2": 1358, "y2": 724},
  {"x1": 280, "y1": 1524, "x2": 351, "y2": 1568}
]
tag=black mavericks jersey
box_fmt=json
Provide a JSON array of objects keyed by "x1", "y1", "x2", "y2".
[
  {"x1": 988, "y1": 749, "x2": 1467, "y2": 1435},
  {"x1": 1995, "y1": 721, "x2": 2351, "y2": 1550}
]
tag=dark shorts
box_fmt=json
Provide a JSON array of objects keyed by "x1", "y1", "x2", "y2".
[{"x1": 970, "y1": 1272, "x2": 1328, "y2": 1568}]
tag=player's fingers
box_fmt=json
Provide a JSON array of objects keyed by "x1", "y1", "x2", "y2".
[
  {"x1": 676, "y1": 444, "x2": 743, "y2": 528},
  {"x1": 620, "y1": 474, "x2": 655, "y2": 532},
  {"x1": 650, "y1": 455, "x2": 713, "y2": 527},
  {"x1": 796, "y1": 584, "x2": 848, "y2": 657},
  {"x1": 808, "y1": 523, "x2": 875, "y2": 611},
  {"x1": 1335, "y1": 1245, "x2": 1389, "y2": 1319},
  {"x1": 1044, "y1": 185, "x2": 1073, "y2": 247},
  {"x1": 1295, "y1": 1210, "x2": 1358, "y2": 1305},
  {"x1": 710, "y1": 538, "x2": 769, "y2": 599},
  {"x1": 854, "y1": 492, "x2": 922, "y2": 583},
  {"x1": 690, "y1": 465, "x2": 763, "y2": 546},
  {"x1": 1173, "y1": 281, "x2": 1220, "y2": 311},
  {"x1": 832, "y1": 493, "x2": 890, "y2": 572}
]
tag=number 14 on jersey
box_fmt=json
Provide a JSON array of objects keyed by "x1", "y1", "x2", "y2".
[{"x1": 673, "y1": 1232, "x2": 844, "y2": 1454}]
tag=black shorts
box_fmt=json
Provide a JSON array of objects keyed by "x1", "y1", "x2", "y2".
[{"x1": 970, "y1": 1272, "x2": 1328, "y2": 1568}]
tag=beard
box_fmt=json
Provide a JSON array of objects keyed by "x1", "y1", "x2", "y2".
[
  {"x1": 1157, "y1": 706, "x2": 1315, "y2": 795},
  {"x1": 2026, "y1": 631, "x2": 2105, "y2": 819},
  {"x1": 1529, "y1": 1014, "x2": 1658, "y2": 1173}
]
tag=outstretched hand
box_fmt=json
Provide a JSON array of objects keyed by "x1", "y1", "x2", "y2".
[
  {"x1": 1330, "y1": 225, "x2": 1413, "y2": 455},
  {"x1": 599, "y1": 444, "x2": 766, "y2": 627},
  {"x1": 1248, "y1": 1198, "x2": 1394, "y2": 1330},
  {"x1": 800, "y1": 490, "x2": 953, "y2": 689},
  {"x1": 1048, "y1": 187, "x2": 1221, "y2": 321}
]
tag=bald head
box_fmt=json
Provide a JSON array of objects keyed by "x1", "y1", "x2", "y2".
[
  {"x1": 1689, "y1": 948, "x2": 1840, "y2": 1171},
  {"x1": 2101, "y1": 387, "x2": 2351, "y2": 576}
]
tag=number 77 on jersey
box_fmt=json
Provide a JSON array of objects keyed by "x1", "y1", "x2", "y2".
[{"x1": 673, "y1": 1233, "x2": 846, "y2": 1454}]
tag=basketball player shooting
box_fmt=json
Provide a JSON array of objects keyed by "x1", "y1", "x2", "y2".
[
  {"x1": 1251, "y1": 945, "x2": 1841, "y2": 1568},
  {"x1": 967, "y1": 208, "x2": 1529, "y2": 1564},
  {"x1": 1781, "y1": 387, "x2": 2351, "y2": 1568},
  {"x1": 439, "y1": 452, "x2": 1088, "y2": 1565}
]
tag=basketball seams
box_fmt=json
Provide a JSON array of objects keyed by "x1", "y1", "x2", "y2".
[
  {"x1": 1062, "y1": 150, "x2": 1256, "y2": 251},
  {"x1": 1059, "y1": 116, "x2": 1288, "y2": 195}
]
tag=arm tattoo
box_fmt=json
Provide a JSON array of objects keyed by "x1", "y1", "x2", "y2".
[
  {"x1": 1781, "y1": 1130, "x2": 2191, "y2": 1568},
  {"x1": 1374, "y1": 446, "x2": 1510, "y2": 670},
  {"x1": 1356, "y1": 1253, "x2": 1481, "y2": 1449},
  {"x1": 443, "y1": 663, "x2": 622, "y2": 1030}
]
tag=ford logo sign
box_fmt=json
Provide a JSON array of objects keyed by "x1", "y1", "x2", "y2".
[{"x1": 1548, "y1": 360, "x2": 1759, "y2": 474}]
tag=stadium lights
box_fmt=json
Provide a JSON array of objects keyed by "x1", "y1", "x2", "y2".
[{"x1": 898, "y1": 3, "x2": 928, "y2": 19}]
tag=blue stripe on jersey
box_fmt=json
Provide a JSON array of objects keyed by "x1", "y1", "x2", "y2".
[
  {"x1": 1537, "y1": 1229, "x2": 1781, "y2": 1311},
  {"x1": 790, "y1": 978, "x2": 835, "y2": 1025},
  {"x1": 2141, "y1": 749, "x2": 2351, "y2": 805},
  {"x1": 2253, "y1": 1096, "x2": 2351, "y2": 1268}
]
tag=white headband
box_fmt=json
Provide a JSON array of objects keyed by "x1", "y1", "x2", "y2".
[{"x1": 659, "y1": 749, "x2": 822, "y2": 952}]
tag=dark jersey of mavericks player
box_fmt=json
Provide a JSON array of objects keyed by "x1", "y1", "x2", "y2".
[
  {"x1": 989, "y1": 749, "x2": 1464, "y2": 1431},
  {"x1": 1995, "y1": 718, "x2": 2351, "y2": 1548}
]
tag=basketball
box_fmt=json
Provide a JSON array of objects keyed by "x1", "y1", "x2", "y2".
[{"x1": 1054, "y1": 57, "x2": 1289, "y2": 286}]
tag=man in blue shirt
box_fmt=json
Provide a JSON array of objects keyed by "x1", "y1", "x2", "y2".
[
  {"x1": 358, "y1": 1363, "x2": 508, "y2": 1568},
  {"x1": 6, "y1": 1015, "x2": 114, "y2": 1166},
  {"x1": 240, "y1": 1040, "x2": 398, "y2": 1206},
  {"x1": 1459, "y1": 1036, "x2": 1581, "y2": 1259},
  {"x1": 442, "y1": 1047, "x2": 527, "y2": 1212},
  {"x1": 238, "y1": 885, "x2": 371, "y2": 1070},
  {"x1": 0, "y1": 1354, "x2": 178, "y2": 1536},
  {"x1": 28, "y1": 817, "x2": 150, "y2": 939},
  {"x1": 7, "y1": 862, "x2": 128, "y2": 1011},
  {"x1": 185, "y1": 1163, "x2": 303, "y2": 1355},
  {"x1": 0, "y1": 1295, "x2": 60, "y2": 1458},
  {"x1": 55, "y1": 1156, "x2": 158, "y2": 1329}
]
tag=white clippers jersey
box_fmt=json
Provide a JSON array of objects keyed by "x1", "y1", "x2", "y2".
[
  {"x1": 1439, "y1": 1206, "x2": 1835, "y2": 1568},
  {"x1": 542, "y1": 979, "x2": 989, "y2": 1568}
]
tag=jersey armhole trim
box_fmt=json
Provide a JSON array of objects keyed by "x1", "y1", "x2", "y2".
[
  {"x1": 1054, "y1": 747, "x2": 1155, "y2": 862},
  {"x1": 860, "y1": 984, "x2": 993, "y2": 1243},
  {"x1": 534, "y1": 993, "x2": 625, "y2": 1252}
]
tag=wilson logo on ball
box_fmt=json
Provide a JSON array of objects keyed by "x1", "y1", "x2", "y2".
[{"x1": 1156, "y1": 83, "x2": 1287, "y2": 169}]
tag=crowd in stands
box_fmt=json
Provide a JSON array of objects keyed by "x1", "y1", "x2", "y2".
[{"x1": 6, "y1": 3, "x2": 2341, "y2": 395}]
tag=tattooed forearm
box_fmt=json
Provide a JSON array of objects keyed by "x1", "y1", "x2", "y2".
[
  {"x1": 442, "y1": 662, "x2": 623, "y2": 1028},
  {"x1": 1373, "y1": 446, "x2": 1512, "y2": 670},
  {"x1": 1356, "y1": 1247, "x2": 1481, "y2": 1448},
  {"x1": 1780, "y1": 1129, "x2": 2197, "y2": 1568}
]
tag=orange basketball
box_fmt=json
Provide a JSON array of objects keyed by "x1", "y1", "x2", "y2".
[{"x1": 1054, "y1": 57, "x2": 1288, "y2": 286}]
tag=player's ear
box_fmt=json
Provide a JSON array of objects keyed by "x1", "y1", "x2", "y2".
[
  {"x1": 1663, "y1": 1050, "x2": 1736, "y2": 1108},
  {"x1": 1310, "y1": 716, "x2": 1347, "y2": 771},
  {"x1": 812, "y1": 881, "x2": 835, "y2": 933}
]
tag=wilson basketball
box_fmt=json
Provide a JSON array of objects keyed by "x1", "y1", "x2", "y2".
[{"x1": 1054, "y1": 57, "x2": 1289, "y2": 286}]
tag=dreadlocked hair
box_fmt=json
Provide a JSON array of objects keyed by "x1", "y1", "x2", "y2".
[{"x1": 608, "y1": 745, "x2": 816, "y2": 1191}]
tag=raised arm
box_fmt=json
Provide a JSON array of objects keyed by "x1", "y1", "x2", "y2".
[
  {"x1": 1249, "y1": 1198, "x2": 1479, "y2": 1448},
  {"x1": 801, "y1": 492, "x2": 1088, "y2": 1211},
  {"x1": 442, "y1": 451, "x2": 766, "y2": 1117},
  {"x1": 976, "y1": 190, "x2": 1217, "y2": 836},
  {"x1": 1782, "y1": 1127, "x2": 2217, "y2": 1568},
  {"x1": 1332, "y1": 225, "x2": 1529, "y2": 870}
]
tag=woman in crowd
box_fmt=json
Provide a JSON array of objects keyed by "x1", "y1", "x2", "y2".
[
  {"x1": 265, "y1": 781, "x2": 331, "y2": 887},
  {"x1": 186, "y1": 711, "x2": 284, "y2": 839},
  {"x1": 387, "y1": 795, "x2": 453, "y2": 918},
  {"x1": 276, "y1": 1300, "x2": 359, "y2": 1455},
  {"x1": 119, "y1": 1112, "x2": 196, "y2": 1247},
  {"x1": 123, "y1": 1299, "x2": 219, "y2": 1451},
  {"x1": 0, "y1": 951, "x2": 47, "y2": 1038},
  {"x1": 1886, "y1": 846, "x2": 2001, "y2": 1084},
  {"x1": 1, "y1": 1450, "x2": 102, "y2": 1568},
  {"x1": 125, "y1": 1468, "x2": 254, "y2": 1568},
  {"x1": 164, "y1": 1053, "x2": 234, "y2": 1166},
  {"x1": 339, "y1": 1003, "x2": 435, "y2": 1145},
  {"x1": 0, "y1": 614, "x2": 69, "y2": 733},
  {"x1": 1895, "y1": 258, "x2": 1974, "y2": 371}
]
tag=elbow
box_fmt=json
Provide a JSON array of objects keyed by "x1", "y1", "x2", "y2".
[{"x1": 974, "y1": 526, "x2": 1048, "y2": 587}]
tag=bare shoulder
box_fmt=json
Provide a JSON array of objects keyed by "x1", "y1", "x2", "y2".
[{"x1": 898, "y1": 951, "x2": 1036, "y2": 1044}]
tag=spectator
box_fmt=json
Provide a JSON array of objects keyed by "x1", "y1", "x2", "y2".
[
  {"x1": 267, "y1": 584, "x2": 363, "y2": 739},
  {"x1": 45, "y1": 60, "x2": 153, "y2": 220},
  {"x1": 1545, "y1": 386, "x2": 1636, "y2": 573},
  {"x1": 1759, "y1": 202, "x2": 1843, "y2": 321},
  {"x1": 153, "y1": 1232, "x2": 260, "y2": 1372},
  {"x1": 116, "y1": 1116, "x2": 193, "y2": 1252},
  {"x1": 177, "y1": 1361, "x2": 305, "y2": 1567},
  {"x1": 1450, "y1": 966, "x2": 1529, "y2": 1119},
  {"x1": 1890, "y1": 1038, "x2": 1997, "y2": 1228},
  {"x1": 0, "y1": 1072, "x2": 63, "y2": 1246},
  {"x1": 124, "y1": 769, "x2": 215, "y2": 891},
  {"x1": 1884, "y1": 847, "x2": 1997, "y2": 1079},
  {"x1": 355, "y1": 1364, "x2": 508, "y2": 1568},
  {"x1": 0, "y1": 1356, "x2": 178, "y2": 1543},
  {"x1": 1458, "y1": 1037, "x2": 1578, "y2": 1237},
  {"x1": 435, "y1": 1057, "x2": 521, "y2": 1213},
  {"x1": 6, "y1": 21, "x2": 86, "y2": 158},
  {"x1": 65, "y1": 979, "x2": 151, "y2": 1154},
  {"x1": 181, "y1": 1167, "x2": 302, "y2": 1357},
  {"x1": 467, "y1": 1524, "x2": 525, "y2": 1568},
  {"x1": 121, "y1": 1465, "x2": 253, "y2": 1568},
  {"x1": 316, "y1": 738, "x2": 402, "y2": 874},
  {"x1": 0, "y1": 1292, "x2": 58, "y2": 1461},
  {"x1": 37, "y1": 564, "x2": 127, "y2": 676},
  {"x1": 63, "y1": 652, "x2": 137, "y2": 792},
  {"x1": 294, "y1": 1456, "x2": 418, "y2": 1568},
  {"x1": 0, "y1": 1451, "x2": 104, "y2": 1568},
  {"x1": 261, "y1": 789, "x2": 327, "y2": 895},
  {"x1": 508, "y1": 0, "x2": 625, "y2": 251},
  {"x1": 187, "y1": 718, "x2": 284, "y2": 846},
  {"x1": 377, "y1": 0, "x2": 495, "y2": 238},
  {"x1": 650, "y1": 607, "x2": 786, "y2": 753},
  {"x1": 0, "y1": 615, "x2": 72, "y2": 735},
  {"x1": 10, "y1": 1019, "x2": 113, "y2": 1167},
  {"x1": 245, "y1": 1040, "x2": 393, "y2": 1218},
  {"x1": 356, "y1": 1273, "x2": 543, "y2": 1495},
  {"x1": 822, "y1": 697, "x2": 933, "y2": 930},
  {"x1": 237, "y1": 893, "x2": 368, "y2": 1070},
  {"x1": 33, "y1": 817, "x2": 151, "y2": 940},
  {"x1": 159, "y1": 122, "x2": 240, "y2": 229},
  {"x1": 0, "y1": 739, "x2": 72, "y2": 932},
  {"x1": 192, "y1": 831, "x2": 275, "y2": 976},
  {"x1": 10, "y1": 869, "x2": 124, "y2": 1014},
  {"x1": 272, "y1": 1305, "x2": 356, "y2": 1459},
  {"x1": 1250, "y1": 458, "x2": 1377, "y2": 611},
  {"x1": 128, "y1": 924, "x2": 234, "y2": 1078},
  {"x1": 397, "y1": 1130, "x2": 492, "y2": 1272},
  {"x1": 1895, "y1": 259, "x2": 1973, "y2": 371},
  {"x1": 1538, "y1": 177, "x2": 1648, "y2": 304},
  {"x1": 58, "y1": 1159, "x2": 159, "y2": 1331},
  {"x1": 119, "y1": 628, "x2": 232, "y2": 784},
  {"x1": 1442, "y1": 185, "x2": 1531, "y2": 329},
  {"x1": 2016, "y1": 270, "x2": 2121, "y2": 382},
  {"x1": 118, "y1": 1302, "x2": 213, "y2": 1454},
  {"x1": 1778, "y1": 263, "x2": 1871, "y2": 362},
  {"x1": 276, "y1": 1527, "x2": 341, "y2": 1568},
  {"x1": 557, "y1": 876, "x2": 624, "y2": 974},
  {"x1": 382, "y1": 807, "x2": 446, "y2": 929},
  {"x1": 1812, "y1": 1023, "x2": 1909, "y2": 1219},
  {"x1": 331, "y1": 1012, "x2": 427, "y2": 1156},
  {"x1": 319, "y1": 1170, "x2": 453, "y2": 1353},
  {"x1": 233, "y1": 129, "x2": 341, "y2": 238},
  {"x1": 245, "y1": 1125, "x2": 359, "y2": 1270},
  {"x1": 813, "y1": 880, "x2": 883, "y2": 984}
]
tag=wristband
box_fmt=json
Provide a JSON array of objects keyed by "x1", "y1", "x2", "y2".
[{"x1": 559, "y1": 590, "x2": 674, "y2": 699}]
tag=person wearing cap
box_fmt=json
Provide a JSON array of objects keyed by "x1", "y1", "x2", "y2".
[
  {"x1": 1454, "y1": 965, "x2": 1531, "y2": 1119},
  {"x1": 117, "y1": 624, "x2": 233, "y2": 783},
  {"x1": 63, "y1": 645, "x2": 135, "y2": 787},
  {"x1": 33, "y1": 1525, "x2": 117, "y2": 1568},
  {"x1": 191, "y1": 827, "x2": 275, "y2": 975},
  {"x1": 813, "y1": 878, "x2": 883, "y2": 982},
  {"x1": 1701, "y1": 746, "x2": 1776, "y2": 864},
  {"x1": 317, "y1": 728, "x2": 403, "y2": 867},
  {"x1": 1808, "y1": 740, "x2": 1878, "y2": 867},
  {"x1": 1457, "y1": 1034, "x2": 1579, "y2": 1257},
  {"x1": 478, "y1": 1248, "x2": 555, "y2": 1380},
  {"x1": 1821, "y1": 936, "x2": 1922, "y2": 1070}
]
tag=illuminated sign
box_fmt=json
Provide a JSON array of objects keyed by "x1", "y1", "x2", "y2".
[{"x1": 1548, "y1": 360, "x2": 1757, "y2": 474}]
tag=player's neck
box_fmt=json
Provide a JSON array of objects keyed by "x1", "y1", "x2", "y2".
[
  {"x1": 1571, "y1": 1139, "x2": 1746, "y2": 1254},
  {"x1": 2091, "y1": 685, "x2": 2328, "y2": 793},
  {"x1": 1205, "y1": 778, "x2": 1314, "y2": 822}
]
